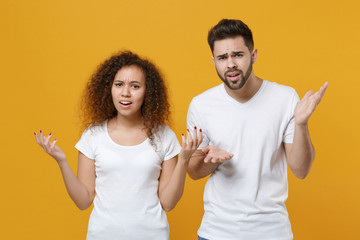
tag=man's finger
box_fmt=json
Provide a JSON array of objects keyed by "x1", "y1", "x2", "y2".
[
  {"x1": 319, "y1": 81, "x2": 329, "y2": 98},
  {"x1": 202, "y1": 146, "x2": 210, "y2": 154},
  {"x1": 303, "y1": 90, "x2": 314, "y2": 99},
  {"x1": 204, "y1": 155, "x2": 211, "y2": 163}
]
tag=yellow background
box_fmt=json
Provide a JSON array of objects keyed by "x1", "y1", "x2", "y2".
[{"x1": 1, "y1": 0, "x2": 359, "y2": 239}]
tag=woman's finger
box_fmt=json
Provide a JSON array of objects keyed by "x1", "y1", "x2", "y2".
[
  {"x1": 198, "y1": 129, "x2": 203, "y2": 146},
  {"x1": 39, "y1": 130, "x2": 45, "y2": 144},
  {"x1": 34, "y1": 132, "x2": 40, "y2": 144},
  {"x1": 50, "y1": 138, "x2": 58, "y2": 151},
  {"x1": 44, "y1": 132, "x2": 52, "y2": 146},
  {"x1": 192, "y1": 127, "x2": 197, "y2": 147},
  {"x1": 187, "y1": 129, "x2": 193, "y2": 146},
  {"x1": 181, "y1": 134, "x2": 186, "y2": 146}
]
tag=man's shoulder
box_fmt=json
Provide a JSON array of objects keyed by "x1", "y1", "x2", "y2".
[
  {"x1": 264, "y1": 80, "x2": 297, "y2": 97},
  {"x1": 192, "y1": 84, "x2": 223, "y2": 102}
]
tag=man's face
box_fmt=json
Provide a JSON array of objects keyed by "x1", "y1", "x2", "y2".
[{"x1": 212, "y1": 36, "x2": 257, "y2": 90}]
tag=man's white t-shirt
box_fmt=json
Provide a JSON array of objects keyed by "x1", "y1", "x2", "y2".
[
  {"x1": 187, "y1": 80, "x2": 299, "y2": 240},
  {"x1": 75, "y1": 121, "x2": 181, "y2": 240}
]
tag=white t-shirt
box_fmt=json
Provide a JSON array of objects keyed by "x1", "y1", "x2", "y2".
[
  {"x1": 75, "y1": 121, "x2": 181, "y2": 240},
  {"x1": 187, "y1": 80, "x2": 299, "y2": 240}
]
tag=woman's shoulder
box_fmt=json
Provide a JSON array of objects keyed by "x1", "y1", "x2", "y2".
[
  {"x1": 81, "y1": 121, "x2": 107, "y2": 138},
  {"x1": 155, "y1": 124, "x2": 175, "y2": 137},
  {"x1": 153, "y1": 124, "x2": 181, "y2": 160},
  {"x1": 152, "y1": 124, "x2": 178, "y2": 147}
]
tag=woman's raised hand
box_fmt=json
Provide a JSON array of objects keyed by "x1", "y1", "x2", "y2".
[
  {"x1": 34, "y1": 130, "x2": 66, "y2": 164},
  {"x1": 179, "y1": 127, "x2": 204, "y2": 163}
]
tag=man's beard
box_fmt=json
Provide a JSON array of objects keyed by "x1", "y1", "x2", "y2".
[{"x1": 217, "y1": 62, "x2": 253, "y2": 90}]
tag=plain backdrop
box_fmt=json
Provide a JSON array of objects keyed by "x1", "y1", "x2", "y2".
[{"x1": 1, "y1": 0, "x2": 359, "y2": 239}]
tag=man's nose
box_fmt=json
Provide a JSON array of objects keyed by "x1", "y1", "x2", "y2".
[{"x1": 226, "y1": 57, "x2": 237, "y2": 69}]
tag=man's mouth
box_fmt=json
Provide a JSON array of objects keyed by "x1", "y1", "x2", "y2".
[
  {"x1": 226, "y1": 71, "x2": 241, "y2": 81},
  {"x1": 228, "y1": 72, "x2": 240, "y2": 77}
]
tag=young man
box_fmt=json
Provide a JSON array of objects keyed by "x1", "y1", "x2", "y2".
[{"x1": 187, "y1": 19, "x2": 328, "y2": 240}]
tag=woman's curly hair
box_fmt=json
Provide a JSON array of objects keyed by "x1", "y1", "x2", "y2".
[{"x1": 80, "y1": 50, "x2": 170, "y2": 146}]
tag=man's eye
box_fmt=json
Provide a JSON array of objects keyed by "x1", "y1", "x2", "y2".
[{"x1": 235, "y1": 54, "x2": 243, "y2": 57}]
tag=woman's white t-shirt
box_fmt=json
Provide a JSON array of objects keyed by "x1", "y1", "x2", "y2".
[{"x1": 75, "y1": 121, "x2": 181, "y2": 240}]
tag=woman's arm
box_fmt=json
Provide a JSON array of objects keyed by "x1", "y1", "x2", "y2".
[
  {"x1": 35, "y1": 131, "x2": 95, "y2": 210},
  {"x1": 158, "y1": 128, "x2": 203, "y2": 211}
]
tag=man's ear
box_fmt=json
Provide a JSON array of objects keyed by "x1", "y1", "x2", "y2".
[{"x1": 252, "y1": 48, "x2": 258, "y2": 63}]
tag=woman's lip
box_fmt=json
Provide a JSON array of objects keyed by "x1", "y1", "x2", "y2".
[
  {"x1": 119, "y1": 101, "x2": 132, "y2": 109},
  {"x1": 120, "y1": 101, "x2": 132, "y2": 105}
]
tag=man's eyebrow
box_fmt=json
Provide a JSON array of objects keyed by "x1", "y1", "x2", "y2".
[
  {"x1": 231, "y1": 51, "x2": 244, "y2": 55},
  {"x1": 216, "y1": 53, "x2": 228, "y2": 58}
]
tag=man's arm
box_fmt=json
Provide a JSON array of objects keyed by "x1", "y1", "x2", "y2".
[
  {"x1": 187, "y1": 146, "x2": 233, "y2": 180},
  {"x1": 285, "y1": 82, "x2": 328, "y2": 179},
  {"x1": 284, "y1": 125, "x2": 315, "y2": 179}
]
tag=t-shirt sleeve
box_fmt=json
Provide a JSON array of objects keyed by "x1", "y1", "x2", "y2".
[
  {"x1": 187, "y1": 99, "x2": 210, "y2": 148},
  {"x1": 283, "y1": 89, "x2": 300, "y2": 143},
  {"x1": 160, "y1": 126, "x2": 181, "y2": 161},
  {"x1": 75, "y1": 128, "x2": 95, "y2": 160}
]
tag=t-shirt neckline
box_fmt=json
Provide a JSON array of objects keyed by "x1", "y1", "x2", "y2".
[
  {"x1": 104, "y1": 119, "x2": 149, "y2": 148},
  {"x1": 220, "y1": 80, "x2": 267, "y2": 108}
]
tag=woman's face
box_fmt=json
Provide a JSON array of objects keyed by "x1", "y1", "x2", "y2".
[{"x1": 111, "y1": 65, "x2": 146, "y2": 119}]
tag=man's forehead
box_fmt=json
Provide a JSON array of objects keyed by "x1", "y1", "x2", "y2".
[{"x1": 213, "y1": 36, "x2": 248, "y2": 54}]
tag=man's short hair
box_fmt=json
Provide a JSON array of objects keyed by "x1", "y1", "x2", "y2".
[{"x1": 208, "y1": 19, "x2": 254, "y2": 53}]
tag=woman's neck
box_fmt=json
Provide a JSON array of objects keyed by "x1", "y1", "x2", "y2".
[
  {"x1": 107, "y1": 114, "x2": 148, "y2": 146},
  {"x1": 112, "y1": 114, "x2": 145, "y2": 130}
]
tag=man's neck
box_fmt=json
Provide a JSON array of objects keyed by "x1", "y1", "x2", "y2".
[{"x1": 224, "y1": 74, "x2": 263, "y2": 103}]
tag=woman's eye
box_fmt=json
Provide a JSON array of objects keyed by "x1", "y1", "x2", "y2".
[{"x1": 132, "y1": 85, "x2": 140, "y2": 89}]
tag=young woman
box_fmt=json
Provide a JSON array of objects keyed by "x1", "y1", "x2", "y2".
[{"x1": 34, "y1": 51, "x2": 202, "y2": 240}]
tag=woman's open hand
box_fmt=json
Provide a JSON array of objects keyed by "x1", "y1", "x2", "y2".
[
  {"x1": 179, "y1": 127, "x2": 204, "y2": 163},
  {"x1": 34, "y1": 130, "x2": 66, "y2": 164}
]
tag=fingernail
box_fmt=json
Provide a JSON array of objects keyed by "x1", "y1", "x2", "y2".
[
  {"x1": 194, "y1": 126, "x2": 197, "y2": 130},
  {"x1": 49, "y1": 133, "x2": 52, "y2": 136},
  {"x1": 200, "y1": 129, "x2": 202, "y2": 132},
  {"x1": 34, "y1": 132, "x2": 36, "y2": 135},
  {"x1": 40, "y1": 130, "x2": 42, "y2": 133},
  {"x1": 187, "y1": 129, "x2": 189, "y2": 132},
  {"x1": 182, "y1": 134, "x2": 184, "y2": 136},
  {"x1": 54, "y1": 138, "x2": 57, "y2": 141}
]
